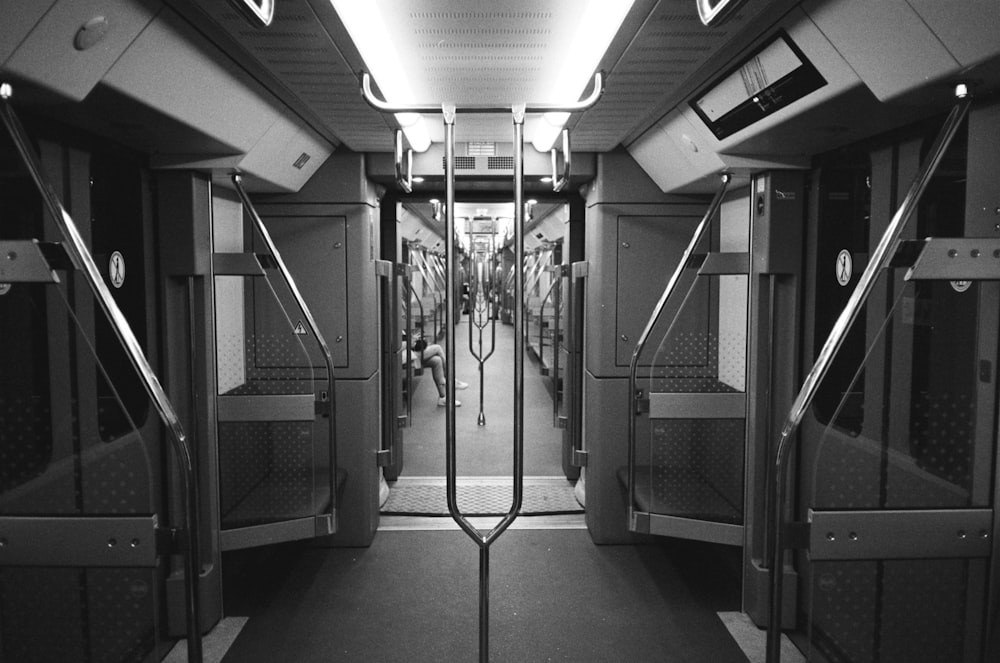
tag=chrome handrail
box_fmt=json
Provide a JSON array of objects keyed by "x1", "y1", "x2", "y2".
[
  {"x1": 524, "y1": 249, "x2": 550, "y2": 299},
  {"x1": 551, "y1": 265, "x2": 564, "y2": 425},
  {"x1": 626, "y1": 173, "x2": 732, "y2": 525},
  {"x1": 230, "y1": 0, "x2": 275, "y2": 27},
  {"x1": 395, "y1": 129, "x2": 413, "y2": 194},
  {"x1": 764, "y1": 85, "x2": 972, "y2": 662},
  {"x1": 696, "y1": 0, "x2": 748, "y2": 27},
  {"x1": 0, "y1": 84, "x2": 203, "y2": 663},
  {"x1": 550, "y1": 129, "x2": 571, "y2": 192},
  {"x1": 362, "y1": 71, "x2": 605, "y2": 115},
  {"x1": 537, "y1": 277, "x2": 559, "y2": 370},
  {"x1": 362, "y1": 73, "x2": 602, "y2": 660},
  {"x1": 232, "y1": 174, "x2": 339, "y2": 513},
  {"x1": 401, "y1": 274, "x2": 413, "y2": 425},
  {"x1": 566, "y1": 261, "x2": 588, "y2": 468},
  {"x1": 468, "y1": 247, "x2": 498, "y2": 427}
]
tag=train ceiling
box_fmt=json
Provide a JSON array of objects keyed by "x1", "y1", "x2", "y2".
[{"x1": 165, "y1": 0, "x2": 796, "y2": 154}]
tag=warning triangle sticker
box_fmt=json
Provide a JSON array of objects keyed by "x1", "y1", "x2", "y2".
[{"x1": 293, "y1": 321, "x2": 308, "y2": 335}]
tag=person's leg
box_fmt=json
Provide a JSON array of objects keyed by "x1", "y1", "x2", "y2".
[{"x1": 425, "y1": 354, "x2": 446, "y2": 398}]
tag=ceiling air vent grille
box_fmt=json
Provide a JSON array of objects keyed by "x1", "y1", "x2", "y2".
[
  {"x1": 488, "y1": 156, "x2": 514, "y2": 171},
  {"x1": 443, "y1": 156, "x2": 477, "y2": 170},
  {"x1": 468, "y1": 142, "x2": 497, "y2": 156}
]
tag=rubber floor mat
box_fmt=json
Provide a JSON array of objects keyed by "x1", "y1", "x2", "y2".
[{"x1": 381, "y1": 480, "x2": 583, "y2": 516}]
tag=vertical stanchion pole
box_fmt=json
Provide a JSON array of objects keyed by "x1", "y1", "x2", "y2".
[
  {"x1": 513, "y1": 102, "x2": 526, "y2": 534},
  {"x1": 359, "y1": 73, "x2": 604, "y2": 663},
  {"x1": 444, "y1": 103, "x2": 458, "y2": 520},
  {"x1": 764, "y1": 85, "x2": 971, "y2": 662}
]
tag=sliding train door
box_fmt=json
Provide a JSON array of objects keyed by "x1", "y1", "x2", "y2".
[{"x1": 793, "y1": 118, "x2": 997, "y2": 662}]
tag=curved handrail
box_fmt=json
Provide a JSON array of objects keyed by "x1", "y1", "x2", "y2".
[
  {"x1": 1, "y1": 84, "x2": 204, "y2": 663},
  {"x1": 467, "y1": 249, "x2": 498, "y2": 426},
  {"x1": 365, "y1": 85, "x2": 594, "y2": 661},
  {"x1": 551, "y1": 267, "x2": 564, "y2": 425},
  {"x1": 232, "y1": 173, "x2": 339, "y2": 516},
  {"x1": 230, "y1": 0, "x2": 275, "y2": 27},
  {"x1": 362, "y1": 71, "x2": 605, "y2": 115},
  {"x1": 696, "y1": 0, "x2": 748, "y2": 27},
  {"x1": 550, "y1": 129, "x2": 571, "y2": 193},
  {"x1": 764, "y1": 86, "x2": 972, "y2": 662},
  {"x1": 537, "y1": 277, "x2": 560, "y2": 369},
  {"x1": 406, "y1": 280, "x2": 425, "y2": 425},
  {"x1": 626, "y1": 173, "x2": 732, "y2": 524},
  {"x1": 394, "y1": 129, "x2": 413, "y2": 194}
]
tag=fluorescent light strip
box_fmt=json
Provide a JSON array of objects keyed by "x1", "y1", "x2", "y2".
[
  {"x1": 531, "y1": 0, "x2": 635, "y2": 151},
  {"x1": 330, "y1": 0, "x2": 431, "y2": 152},
  {"x1": 333, "y1": 0, "x2": 632, "y2": 153}
]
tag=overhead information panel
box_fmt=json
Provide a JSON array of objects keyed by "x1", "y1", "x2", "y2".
[{"x1": 691, "y1": 32, "x2": 826, "y2": 139}]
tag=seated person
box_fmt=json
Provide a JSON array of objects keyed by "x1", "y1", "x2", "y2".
[{"x1": 412, "y1": 337, "x2": 467, "y2": 407}]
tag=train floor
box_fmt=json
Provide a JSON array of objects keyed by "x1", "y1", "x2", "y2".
[
  {"x1": 216, "y1": 531, "x2": 750, "y2": 662},
  {"x1": 179, "y1": 316, "x2": 797, "y2": 662}
]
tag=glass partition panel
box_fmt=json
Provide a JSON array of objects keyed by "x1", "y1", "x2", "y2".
[
  {"x1": 213, "y1": 262, "x2": 327, "y2": 536},
  {"x1": 802, "y1": 270, "x2": 993, "y2": 662},
  {"x1": 637, "y1": 221, "x2": 749, "y2": 537},
  {"x1": 0, "y1": 270, "x2": 166, "y2": 662}
]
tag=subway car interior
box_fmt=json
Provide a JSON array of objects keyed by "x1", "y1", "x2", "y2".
[{"x1": 2, "y1": 0, "x2": 1000, "y2": 661}]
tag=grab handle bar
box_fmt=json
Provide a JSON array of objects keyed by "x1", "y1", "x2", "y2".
[
  {"x1": 1, "y1": 83, "x2": 203, "y2": 663},
  {"x1": 764, "y1": 84, "x2": 972, "y2": 662},
  {"x1": 394, "y1": 129, "x2": 413, "y2": 194},
  {"x1": 550, "y1": 129, "x2": 571, "y2": 192},
  {"x1": 551, "y1": 265, "x2": 565, "y2": 426},
  {"x1": 626, "y1": 173, "x2": 732, "y2": 521},
  {"x1": 468, "y1": 248, "x2": 498, "y2": 426},
  {"x1": 696, "y1": 0, "x2": 748, "y2": 27},
  {"x1": 404, "y1": 278, "x2": 417, "y2": 425},
  {"x1": 362, "y1": 72, "x2": 602, "y2": 661},
  {"x1": 362, "y1": 71, "x2": 604, "y2": 115},
  {"x1": 566, "y1": 261, "x2": 589, "y2": 467},
  {"x1": 232, "y1": 173, "x2": 340, "y2": 496},
  {"x1": 538, "y1": 277, "x2": 559, "y2": 371}
]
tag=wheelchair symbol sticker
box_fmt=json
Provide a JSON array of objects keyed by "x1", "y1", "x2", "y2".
[
  {"x1": 836, "y1": 249, "x2": 853, "y2": 287},
  {"x1": 109, "y1": 251, "x2": 125, "y2": 289}
]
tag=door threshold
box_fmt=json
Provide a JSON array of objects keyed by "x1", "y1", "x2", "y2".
[{"x1": 378, "y1": 513, "x2": 586, "y2": 531}]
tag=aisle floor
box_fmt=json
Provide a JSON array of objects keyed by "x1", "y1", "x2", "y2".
[
  {"x1": 401, "y1": 317, "x2": 565, "y2": 477},
  {"x1": 219, "y1": 529, "x2": 750, "y2": 663}
]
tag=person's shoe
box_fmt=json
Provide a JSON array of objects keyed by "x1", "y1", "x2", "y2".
[
  {"x1": 455, "y1": 380, "x2": 469, "y2": 390},
  {"x1": 438, "y1": 397, "x2": 461, "y2": 407}
]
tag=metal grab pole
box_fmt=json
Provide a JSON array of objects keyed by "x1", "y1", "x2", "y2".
[
  {"x1": 537, "y1": 278, "x2": 559, "y2": 372},
  {"x1": 394, "y1": 129, "x2": 413, "y2": 193},
  {"x1": 550, "y1": 128, "x2": 571, "y2": 193},
  {"x1": 764, "y1": 85, "x2": 972, "y2": 663},
  {"x1": 626, "y1": 174, "x2": 731, "y2": 519},
  {"x1": 468, "y1": 250, "x2": 498, "y2": 426},
  {"x1": 0, "y1": 84, "x2": 203, "y2": 663},
  {"x1": 232, "y1": 173, "x2": 339, "y2": 503},
  {"x1": 363, "y1": 71, "x2": 604, "y2": 115},
  {"x1": 361, "y1": 75, "x2": 604, "y2": 663}
]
